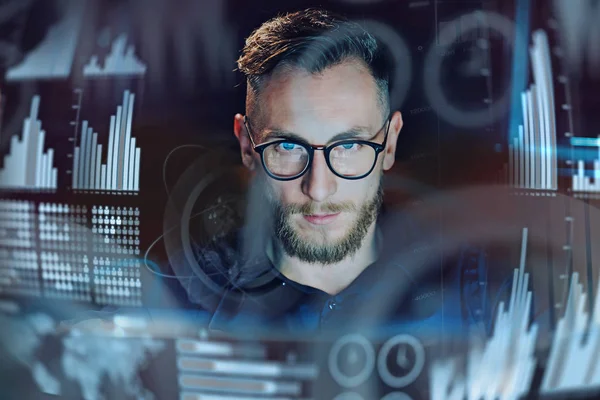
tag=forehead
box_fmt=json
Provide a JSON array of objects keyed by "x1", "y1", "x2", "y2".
[{"x1": 254, "y1": 61, "x2": 383, "y2": 142}]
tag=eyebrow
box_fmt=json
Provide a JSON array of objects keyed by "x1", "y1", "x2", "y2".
[{"x1": 261, "y1": 125, "x2": 375, "y2": 144}]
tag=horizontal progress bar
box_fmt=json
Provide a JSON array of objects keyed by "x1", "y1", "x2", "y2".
[{"x1": 178, "y1": 356, "x2": 318, "y2": 379}]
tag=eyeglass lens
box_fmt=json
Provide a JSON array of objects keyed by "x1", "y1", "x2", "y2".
[{"x1": 263, "y1": 141, "x2": 377, "y2": 178}]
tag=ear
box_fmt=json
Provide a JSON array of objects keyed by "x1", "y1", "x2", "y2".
[
  {"x1": 382, "y1": 111, "x2": 403, "y2": 171},
  {"x1": 233, "y1": 113, "x2": 257, "y2": 171}
]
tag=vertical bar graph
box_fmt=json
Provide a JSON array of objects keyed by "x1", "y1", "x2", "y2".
[
  {"x1": 571, "y1": 136, "x2": 600, "y2": 193},
  {"x1": 509, "y1": 30, "x2": 558, "y2": 191},
  {"x1": 72, "y1": 90, "x2": 141, "y2": 192},
  {"x1": 0, "y1": 96, "x2": 58, "y2": 190}
]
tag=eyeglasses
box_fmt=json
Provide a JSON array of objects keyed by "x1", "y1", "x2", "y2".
[{"x1": 243, "y1": 116, "x2": 392, "y2": 181}]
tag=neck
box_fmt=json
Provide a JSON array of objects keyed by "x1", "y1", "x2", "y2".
[{"x1": 266, "y1": 223, "x2": 381, "y2": 296}]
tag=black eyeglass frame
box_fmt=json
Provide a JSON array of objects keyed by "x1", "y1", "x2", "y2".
[{"x1": 243, "y1": 115, "x2": 392, "y2": 181}]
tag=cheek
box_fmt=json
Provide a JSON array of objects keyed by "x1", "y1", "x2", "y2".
[
  {"x1": 267, "y1": 181, "x2": 301, "y2": 205},
  {"x1": 340, "y1": 177, "x2": 380, "y2": 204}
]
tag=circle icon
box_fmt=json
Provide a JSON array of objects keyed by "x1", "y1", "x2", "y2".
[
  {"x1": 333, "y1": 393, "x2": 364, "y2": 400},
  {"x1": 329, "y1": 334, "x2": 375, "y2": 388},
  {"x1": 381, "y1": 392, "x2": 413, "y2": 400},
  {"x1": 377, "y1": 334, "x2": 425, "y2": 388},
  {"x1": 423, "y1": 11, "x2": 515, "y2": 128}
]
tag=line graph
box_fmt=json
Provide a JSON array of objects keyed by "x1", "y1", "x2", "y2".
[
  {"x1": 430, "y1": 226, "x2": 600, "y2": 399},
  {"x1": 430, "y1": 228, "x2": 537, "y2": 400}
]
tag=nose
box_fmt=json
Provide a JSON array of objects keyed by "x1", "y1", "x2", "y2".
[{"x1": 301, "y1": 150, "x2": 337, "y2": 202}]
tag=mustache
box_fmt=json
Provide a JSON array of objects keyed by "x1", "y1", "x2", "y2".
[{"x1": 279, "y1": 201, "x2": 357, "y2": 215}]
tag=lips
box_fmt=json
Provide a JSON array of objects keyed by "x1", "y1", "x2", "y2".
[{"x1": 302, "y1": 212, "x2": 341, "y2": 225}]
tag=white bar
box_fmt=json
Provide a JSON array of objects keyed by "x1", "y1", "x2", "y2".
[
  {"x1": 578, "y1": 160, "x2": 585, "y2": 193},
  {"x1": 539, "y1": 77, "x2": 548, "y2": 190},
  {"x1": 178, "y1": 375, "x2": 301, "y2": 396},
  {"x1": 22, "y1": 99, "x2": 37, "y2": 186},
  {"x1": 101, "y1": 164, "x2": 106, "y2": 190},
  {"x1": 531, "y1": 47, "x2": 545, "y2": 189},
  {"x1": 123, "y1": 93, "x2": 135, "y2": 190},
  {"x1": 512, "y1": 139, "x2": 518, "y2": 186},
  {"x1": 133, "y1": 147, "x2": 140, "y2": 191},
  {"x1": 532, "y1": 40, "x2": 549, "y2": 189},
  {"x1": 73, "y1": 147, "x2": 79, "y2": 188},
  {"x1": 519, "y1": 91, "x2": 527, "y2": 184},
  {"x1": 118, "y1": 91, "x2": 130, "y2": 189},
  {"x1": 538, "y1": 41, "x2": 551, "y2": 190},
  {"x1": 175, "y1": 339, "x2": 266, "y2": 358},
  {"x1": 26, "y1": 118, "x2": 37, "y2": 186},
  {"x1": 107, "y1": 115, "x2": 116, "y2": 190},
  {"x1": 35, "y1": 129, "x2": 45, "y2": 187},
  {"x1": 177, "y1": 357, "x2": 318, "y2": 379},
  {"x1": 127, "y1": 138, "x2": 135, "y2": 190},
  {"x1": 518, "y1": 126, "x2": 525, "y2": 187},
  {"x1": 51, "y1": 168, "x2": 57, "y2": 189},
  {"x1": 95, "y1": 144, "x2": 102, "y2": 190},
  {"x1": 534, "y1": 43, "x2": 546, "y2": 188},
  {"x1": 84, "y1": 127, "x2": 93, "y2": 189},
  {"x1": 527, "y1": 90, "x2": 537, "y2": 189},
  {"x1": 78, "y1": 120, "x2": 88, "y2": 189},
  {"x1": 30, "y1": 95, "x2": 40, "y2": 120},
  {"x1": 90, "y1": 132, "x2": 97, "y2": 189},
  {"x1": 112, "y1": 106, "x2": 122, "y2": 190},
  {"x1": 522, "y1": 92, "x2": 530, "y2": 189},
  {"x1": 509, "y1": 140, "x2": 515, "y2": 186},
  {"x1": 537, "y1": 31, "x2": 558, "y2": 190},
  {"x1": 531, "y1": 85, "x2": 541, "y2": 189},
  {"x1": 19, "y1": 118, "x2": 31, "y2": 187},
  {"x1": 46, "y1": 148, "x2": 54, "y2": 189},
  {"x1": 40, "y1": 154, "x2": 47, "y2": 189},
  {"x1": 26, "y1": 120, "x2": 40, "y2": 186}
]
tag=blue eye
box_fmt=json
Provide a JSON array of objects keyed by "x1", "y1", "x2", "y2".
[
  {"x1": 280, "y1": 142, "x2": 298, "y2": 151},
  {"x1": 340, "y1": 143, "x2": 357, "y2": 150}
]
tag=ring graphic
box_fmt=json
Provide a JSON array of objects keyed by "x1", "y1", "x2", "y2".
[
  {"x1": 333, "y1": 392, "x2": 364, "y2": 400},
  {"x1": 377, "y1": 334, "x2": 425, "y2": 388},
  {"x1": 423, "y1": 11, "x2": 515, "y2": 128},
  {"x1": 329, "y1": 333, "x2": 376, "y2": 388},
  {"x1": 381, "y1": 392, "x2": 413, "y2": 400}
]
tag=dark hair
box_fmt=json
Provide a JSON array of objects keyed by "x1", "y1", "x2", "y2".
[{"x1": 237, "y1": 8, "x2": 392, "y2": 118}]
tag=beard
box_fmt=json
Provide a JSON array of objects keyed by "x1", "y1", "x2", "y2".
[{"x1": 270, "y1": 180, "x2": 384, "y2": 265}]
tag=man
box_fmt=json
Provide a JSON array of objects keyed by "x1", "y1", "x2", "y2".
[{"x1": 205, "y1": 8, "x2": 491, "y2": 335}]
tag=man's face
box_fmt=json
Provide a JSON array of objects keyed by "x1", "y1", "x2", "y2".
[{"x1": 236, "y1": 60, "x2": 400, "y2": 264}]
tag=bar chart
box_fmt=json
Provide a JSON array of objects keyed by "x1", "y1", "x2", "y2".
[
  {"x1": 571, "y1": 136, "x2": 600, "y2": 193},
  {"x1": 0, "y1": 96, "x2": 58, "y2": 190},
  {"x1": 72, "y1": 90, "x2": 141, "y2": 192},
  {"x1": 83, "y1": 34, "x2": 147, "y2": 77},
  {"x1": 509, "y1": 30, "x2": 558, "y2": 191}
]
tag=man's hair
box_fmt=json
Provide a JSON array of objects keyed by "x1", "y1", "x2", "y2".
[{"x1": 237, "y1": 8, "x2": 392, "y2": 121}]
